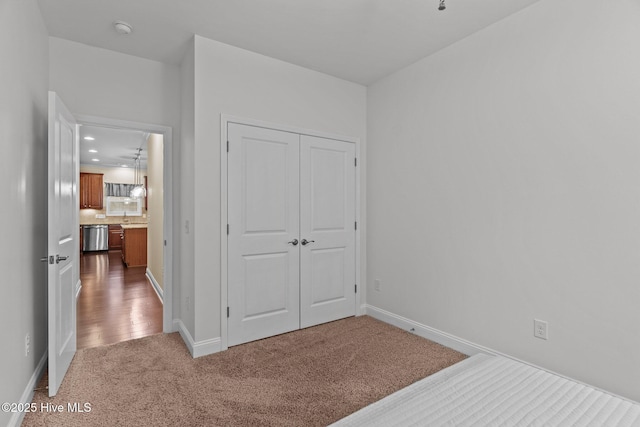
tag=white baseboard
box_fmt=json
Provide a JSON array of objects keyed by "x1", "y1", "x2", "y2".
[
  {"x1": 362, "y1": 304, "x2": 640, "y2": 406},
  {"x1": 145, "y1": 269, "x2": 163, "y2": 304},
  {"x1": 362, "y1": 304, "x2": 489, "y2": 357},
  {"x1": 8, "y1": 349, "x2": 48, "y2": 427},
  {"x1": 174, "y1": 319, "x2": 221, "y2": 358}
]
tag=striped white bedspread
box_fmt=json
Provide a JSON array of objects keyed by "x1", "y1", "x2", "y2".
[{"x1": 332, "y1": 353, "x2": 640, "y2": 427}]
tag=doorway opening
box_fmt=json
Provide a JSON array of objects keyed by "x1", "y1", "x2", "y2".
[{"x1": 75, "y1": 115, "x2": 173, "y2": 348}]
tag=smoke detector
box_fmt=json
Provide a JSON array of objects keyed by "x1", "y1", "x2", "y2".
[{"x1": 113, "y1": 21, "x2": 133, "y2": 35}]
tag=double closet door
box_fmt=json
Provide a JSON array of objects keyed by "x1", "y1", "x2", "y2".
[{"x1": 227, "y1": 123, "x2": 356, "y2": 347}]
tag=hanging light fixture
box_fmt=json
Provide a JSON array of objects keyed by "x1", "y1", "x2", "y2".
[
  {"x1": 438, "y1": 0, "x2": 446, "y2": 10},
  {"x1": 130, "y1": 148, "x2": 146, "y2": 198}
]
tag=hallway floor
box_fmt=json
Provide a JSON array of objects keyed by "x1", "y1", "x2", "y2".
[{"x1": 77, "y1": 250, "x2": 163, "y2": 349}]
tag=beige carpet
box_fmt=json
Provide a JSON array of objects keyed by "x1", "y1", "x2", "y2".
[{"x1": 23, "y1": 316, "x2": 466, "y2": 426}]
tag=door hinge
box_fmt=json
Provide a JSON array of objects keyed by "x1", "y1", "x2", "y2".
[
  {"x1": 227, "y1": 224, "x2": 229, "y2": 235},
  {"x1": 354, "y1": 158, "x2": 357, "y2": 167},
  {"x1": 355, "y1": 221, "x2": 357, "y2": 230},
  {"x1": 164, "y1": 240, "x2": 167, "y2": 246},
  {"x1": 227, "y1": 140, "x2": 229, "y2": 152},
  {"x1": 355, "y1": 284, "x2": 357, "y2": 293},
  {"x1": 227, "y1": 307, "x2": 230, "y2": 318}
]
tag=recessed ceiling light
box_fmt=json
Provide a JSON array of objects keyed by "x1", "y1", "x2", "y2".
[
  {"x1": 88, "y1": 149, "x2": 98, "y2": 153},
  {"x1": 114, "y1": 21, "x2": 133, "y2": 35},
  {"x1": 121, "y1": 165, "x2": 128, "y2": 168},
  {"x1": 84, "y1": 136, "x2": 95, "y2": 141},
  {"x1": 91, "y1": 158, "x2": 100, "y2": 162}
]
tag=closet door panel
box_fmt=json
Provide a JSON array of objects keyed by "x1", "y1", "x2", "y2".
[
  {"x1": 300, "y1": 135, "x2": 356, "y2": 328},
  {"x1": 227, "y1": 123, "x2": 300, "y2": 346}
]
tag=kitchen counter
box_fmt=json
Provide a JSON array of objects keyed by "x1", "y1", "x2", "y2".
[
  {"x1": 121, "y1": 225, "x2": 147, "y2": 267},
  {"x1": 80, "y1": 220, "x2": 147, "y2": 226},
  {"x1": 121, "y1": 223, "x2": 148, "y2": 229}
]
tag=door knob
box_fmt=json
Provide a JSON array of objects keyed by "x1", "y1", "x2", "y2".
[
  {"x1": 288, "y1": 239, "x2": 299, "y2": 246},
  {"x1": 56, "y1": 255, "x2": 69, "y2": 264},
  {"x1": 301, "y1": 239, "x2": 315, "y2": 246}
]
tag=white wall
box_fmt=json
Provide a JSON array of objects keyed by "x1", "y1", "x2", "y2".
[
  {"x1": 80, "y1": 164, "x2": 145, "y2": 184},
  {"x1": 188, "y1": 36, "x2": 367, "y2": 344},
  {"x1": 147, "y1": 134, "x2": 164, "y2": 289},
  {"x1": 0, "y1": 0, "x2": 49, "y2": 425},
  {"x1": 178, "y1": 40, "x2": 195, "y2": 335},
  {"x1": 49, "y1": 37, "x2": 180, "y2": 129},
  {"x1": 367, "y1": 0, "x2": 640, "y2": 402}
]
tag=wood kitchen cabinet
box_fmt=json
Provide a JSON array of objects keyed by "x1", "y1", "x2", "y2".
[
  {"x1": 80, "y1": 173, "x2": 104, "y2": 209},
  {"x1": 108, "y1": 225, "x2": 123, "y2": 250},
  {"x1": 121, "y1": 227, "x2": 147, "y2": 267}
]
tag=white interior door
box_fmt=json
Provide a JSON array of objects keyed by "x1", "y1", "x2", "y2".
[
  {"x1": 47, "y1": 92, "x2": 78, "y2": 396},
  {"x1": 299, "y1": 135, "x2": 356, "y2": 328},
  {"x1": 227, "y1": 123, "x2": 300, "y2": 346}
]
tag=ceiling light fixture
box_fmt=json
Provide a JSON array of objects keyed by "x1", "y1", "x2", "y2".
[
  {"x1": 88, "y1": 149, "x2": 98, "y2": 153},
  {"x1": 113, "y1": 21, "x2": 133, "y2": 35},
  {"x1": 83, "y1": 136, "x2": 95, "y2": 141},
  {"x1": 438, "y1": 0, "x2": 446, "y2": 10},
  {"x1": 91, "y1": 158, "x2": 100, "y2": 162},
  {"x1": 130, "y1": 148, "x2": 146, "y2": 198}
]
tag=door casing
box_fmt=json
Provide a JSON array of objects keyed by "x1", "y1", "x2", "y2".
[{"x1": 220, "y1": 114, "x2": 363, "y2": 351}]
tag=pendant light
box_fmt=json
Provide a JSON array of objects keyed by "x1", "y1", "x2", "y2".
[{"x1": 130, "y1": 148, "x2": 146, "y2": 198}]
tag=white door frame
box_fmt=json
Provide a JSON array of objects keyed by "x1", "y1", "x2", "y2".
[
  {"x1": 75, "y1": 114, "x2": 174, "y2": 333},
  {"x1": 220, "y1": 114, "x2": 362, "y2": 351}
]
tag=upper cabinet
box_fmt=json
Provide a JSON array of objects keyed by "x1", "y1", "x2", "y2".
[{"x1": 80, "y1": 172, "x2": 104, "y2": 209}]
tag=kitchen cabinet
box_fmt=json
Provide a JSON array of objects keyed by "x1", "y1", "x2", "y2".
[
  {"x1": 121, "y1": 226, "x2": 147, "y2": 267},
  {"x1": 108, "y1": 225, "x2": 123, "y2": 250},
  {"x1": 80, "y1": 173, "x2": 104, "y2": 209}
]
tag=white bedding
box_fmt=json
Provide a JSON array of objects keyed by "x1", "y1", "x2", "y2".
[{"x1": 332, "y1": 353, "x2": 640, "y2": 427}]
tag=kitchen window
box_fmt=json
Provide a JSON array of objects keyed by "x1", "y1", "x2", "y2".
[{"x1": 105, "y1": 196, "x2": 143, "y2": 216}]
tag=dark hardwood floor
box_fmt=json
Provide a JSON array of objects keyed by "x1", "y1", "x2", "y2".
[{"x1": 77, "y1": 250, "x2": 163, "y2": 349}]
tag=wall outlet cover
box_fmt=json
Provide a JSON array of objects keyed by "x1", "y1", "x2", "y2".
[
  {"x1": 25, "y1": 333, "x2": 31, "y2": 357},
  {"x1": 534, "y1": 319, "x2": 548, "y2": 340}
]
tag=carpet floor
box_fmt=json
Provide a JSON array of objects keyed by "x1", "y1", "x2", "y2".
[{"x1": 23, "y1": 316, "x2": 466, "y2": 426}]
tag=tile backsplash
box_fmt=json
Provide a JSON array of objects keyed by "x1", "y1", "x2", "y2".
[{"x1": 79, "y1": 208, "x2": 148, "y2": 225}]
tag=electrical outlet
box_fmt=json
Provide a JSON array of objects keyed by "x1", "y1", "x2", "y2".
[
  {"x1": 374, "y1": 279, "x2": 381, "y2": 292},
  {"x1": 534, "y1": 319, "x2": 548, "y2": 340},
  {"x1": 25, "y1": 333, "x2": 31, "y2": 357}
]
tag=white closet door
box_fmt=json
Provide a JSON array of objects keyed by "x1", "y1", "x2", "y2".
[
  {"x1": 299, "y1": 135, "x2": 356, "y2": 328},
  {"x1": 227, "y1": 123, "x2": 300, "y2": 346}
]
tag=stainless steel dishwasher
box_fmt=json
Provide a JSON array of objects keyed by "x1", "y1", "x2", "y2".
[{"x1": 82, "y1": 225, "x2": 108, "y2": 252}]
